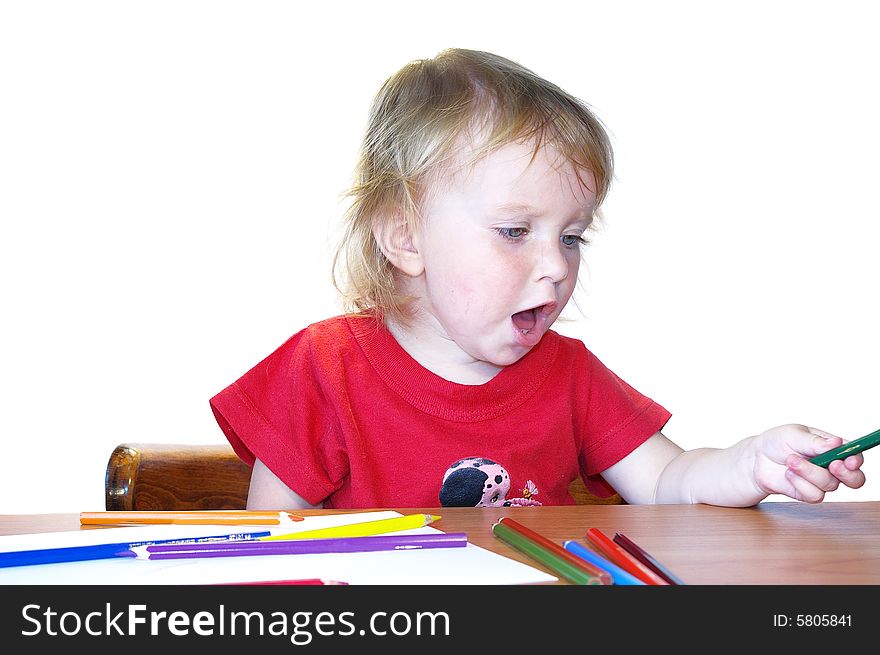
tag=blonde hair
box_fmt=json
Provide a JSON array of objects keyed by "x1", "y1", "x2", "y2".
[{"x1": 332, "y1": 48, "x2": 613, "y2": 324}]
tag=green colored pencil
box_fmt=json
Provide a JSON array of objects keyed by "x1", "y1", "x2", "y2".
[
  {"x1": 809, "y1": 427, "x2": 880, "y2": 468},
  {"x1": 492, "y1": 521, "x2": 604, "y2": 585}
]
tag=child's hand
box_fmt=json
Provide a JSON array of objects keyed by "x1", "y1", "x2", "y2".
[{"x1": 753, "y1": 424, "x2": 866, "y2": 502}]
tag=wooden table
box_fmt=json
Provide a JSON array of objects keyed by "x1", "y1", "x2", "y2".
[{"x1": 3, "y1": 501, "x2": 879, "y2": 584}]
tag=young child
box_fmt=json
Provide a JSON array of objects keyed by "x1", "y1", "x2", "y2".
[{"x1": 210, "y1": 48, "x2": 866, "y2": 510}]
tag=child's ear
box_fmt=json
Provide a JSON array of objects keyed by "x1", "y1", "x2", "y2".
[{"x1": 372, "y1": 215, "x2": 424, "y2": 277}]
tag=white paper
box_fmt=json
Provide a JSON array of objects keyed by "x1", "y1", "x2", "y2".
[{"x1": 0, "y1": 511, "x2": 556, "y2": 585}]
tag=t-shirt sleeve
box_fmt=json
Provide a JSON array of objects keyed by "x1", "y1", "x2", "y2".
[
  {"x1": 209, "y1": 329, "x2": 346, "y2": 505},
  {"x1": 579, "y1": 349, "x2": 672, "y2": 497}
]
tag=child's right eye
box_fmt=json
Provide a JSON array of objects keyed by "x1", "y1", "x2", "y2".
[{"x1": 494, "y1": 227, "x2": 529, "y2": 241}]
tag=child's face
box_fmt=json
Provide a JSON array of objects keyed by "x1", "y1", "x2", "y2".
[{"x1": 408, "y1": 140, "x2": 596, "y2": 368}]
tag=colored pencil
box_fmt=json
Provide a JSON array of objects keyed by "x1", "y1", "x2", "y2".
[
  {"x1": 0, "y1": 531, "x2": 271, "y2": 568},
  {"x1": 131, "y1": 531, "x2": 467, "y2": 560},
  {"x1": 263, "y1": 513, "x2": 441, "y2": 541},
  {"x1": 497, "y1": 517, "x2": 612, "y2": 585},
  {"x1": 79, "y1": 511, "x2": 303, "y2": 526},
  {"x1": 562, "y1": 540, "x2": 646, "y2": 585},
  {"x1": 809, "y1": 427, "x2": 880, "y2": 468},
  {"x1": 584, "y1": 527, "x2": 668, "y2": 585},
  {"x1": 492, "y1": 521, "x2": 604, "y2": 585},
  {"x1": 219, "y1": 579, "x2": 349, "y2": 585},
  {"x1": 612, "y1": 532, "x2": 685, "y2": 585}
]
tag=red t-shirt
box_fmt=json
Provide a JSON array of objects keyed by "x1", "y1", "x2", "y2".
[{"x1": 210, "y1": 314, "x2": 671, "y2": 508}]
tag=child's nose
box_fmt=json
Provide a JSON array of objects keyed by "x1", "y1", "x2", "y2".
[{"x1": 535, "y1": 240, "x2": 570, "y2": 284}]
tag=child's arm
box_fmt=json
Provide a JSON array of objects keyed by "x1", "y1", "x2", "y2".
[
  {"x1": 600, "y1": 425, "x2": 866, "y2": 506},
  {"x1": 246, "y1": 458, "x2": 324, "y2": 510}
]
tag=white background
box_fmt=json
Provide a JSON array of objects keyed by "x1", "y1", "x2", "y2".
[{"x1": 1, "y1": 1, "x2": 877, "y2": 513}]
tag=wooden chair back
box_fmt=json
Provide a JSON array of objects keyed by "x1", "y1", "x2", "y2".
[
  {"x1": 105, "y1": 443, "x2": 622, "y2": 510},
  {"x1": 105, "y1": 443, "x2": 251, "y2": 511}
]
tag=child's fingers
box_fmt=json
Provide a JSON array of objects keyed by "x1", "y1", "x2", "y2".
[
  {"x1": 783, "y1": 466, "x2": 829, "y2": 503},
  {"x1": 785, "y1": 455, "x2": 840, "y2": 497},
  {"x1": 759, "y1": 425, "x2": 839, "y2": 463},
  {"x1": 774, "y1": 426, "x2": 867, "y2": 499},
  {"x1": 806, "y1": 426, "x2": 841, "y2": 441},
  {"x1": 803, "y1": 426, "x2": 844, "y2": 455},
  {"x1": 828, "y1": 459, "x2": 867, "y2": 489},
  {"x1": 844, "y1": 453, "x2": 865, "y2": 469},
  {"x1": 804, "y1": 427, "x2": 866, "y2": 471}
]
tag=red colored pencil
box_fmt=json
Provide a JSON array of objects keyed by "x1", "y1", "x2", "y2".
[
  {"x1": 584, "y1": 528, "x2": 668, "y2": 585},
  {"x1": 498, "y1": 517, "x2": 613, "y2": 585},
  {"x1": 219, "y1": 578, "x2": 348, "y2": 585}
]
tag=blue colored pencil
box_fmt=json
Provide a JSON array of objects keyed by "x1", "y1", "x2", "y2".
[
  {"x1": 562, "y1": 540, "x2": 646, "y2": 585},
  {"x1": 0, "y1": 530, "x2": 271, "y2": 568}
]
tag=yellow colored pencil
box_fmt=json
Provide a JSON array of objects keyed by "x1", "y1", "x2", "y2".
[{"x1": 262, "y1": 513, "x2": 441, "y2": 541}]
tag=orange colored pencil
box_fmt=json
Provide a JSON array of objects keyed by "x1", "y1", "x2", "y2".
[
  {"x1": 79, "y1": 511, "x2": 303, "y2": 526},
  {"x1": 584, "y1": 527, "x2": 668, "y2": 585},
  {"x1": 498, "y1": 517, "x2": 613, "y2": 585}
]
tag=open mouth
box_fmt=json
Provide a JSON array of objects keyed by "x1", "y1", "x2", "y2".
[
  {"x1": 511, "y1": 302, "x2": 557, "y2": 336},
  {"x1": 512, "y1": 307, "x2": 539, "y2": 334}
]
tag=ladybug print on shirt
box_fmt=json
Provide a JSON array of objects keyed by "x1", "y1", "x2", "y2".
[{"x1": 438, "y1": 457, "x2": 542, "y2": 507}]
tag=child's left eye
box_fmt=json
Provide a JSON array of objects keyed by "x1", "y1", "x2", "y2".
[{"x1": 561, "y1": 234, "x2": 587, "y2": 247}]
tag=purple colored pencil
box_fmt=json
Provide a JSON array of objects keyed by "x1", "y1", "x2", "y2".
[
  {"x1": 132, "y1": 532, "x2": 468, "y2": 560},
  {"x1": 612, "y1": 532, "x2": 685, "y2": 585}
]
